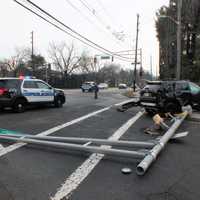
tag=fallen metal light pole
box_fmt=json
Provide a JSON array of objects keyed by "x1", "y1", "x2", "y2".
[
  {"x1": 0, "y1": 134, "x2": 155, "y2": 148},
  {"x1": 136, "y1": 109, "x2": 190, "y2": 175},
  {"x1": 0, "y1": 107, "x2": 191, "y2": 175},
  {"x1": 0, "y1": 135, "x2": 146, "y2": 159}
]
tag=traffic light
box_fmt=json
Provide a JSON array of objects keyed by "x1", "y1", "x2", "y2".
[{"x1": 111, "y1": 56, "x2": 114, "y2": 62}]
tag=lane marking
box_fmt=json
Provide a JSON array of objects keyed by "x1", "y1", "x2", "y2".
[
  {"x1": 114, "y1": 98, "x2": 139, "y2": 106},
  {"x1": 0, "y1": 99, "x2": 130, "y2": 157},
  {"x1": 51, "y1": 110, "x2": 144, "y2": 200}
]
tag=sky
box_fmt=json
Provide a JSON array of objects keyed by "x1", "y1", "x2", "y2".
[{"x1": 0, "y1": 0, "x2": 169, "y2": 75}]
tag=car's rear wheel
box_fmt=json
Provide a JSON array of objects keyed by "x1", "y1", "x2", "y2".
[
  {"x1": 164, "y1": 102, "x2": 181, "y2": 114},
  {"x1": 54, "y1": 96, "x2": 63, "y2": 108},
  {"x1": 13, "y1": 99, "x2": 26, "y2": 113}
]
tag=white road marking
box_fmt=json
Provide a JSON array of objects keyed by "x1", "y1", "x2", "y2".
[
  {"x1": 51, "y1": 110, "x2": 144, "y2": 200},
  {"x1": 114, "y1": 98, "x2": 139, "y2": 106},
  {"x1": 0, "y1": 99, "x2": 131, "y2": 157}
]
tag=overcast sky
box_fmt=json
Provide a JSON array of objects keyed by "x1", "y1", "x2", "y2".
[{"x1": 0, "y1": 0, "x2": 169, "y2": 75}]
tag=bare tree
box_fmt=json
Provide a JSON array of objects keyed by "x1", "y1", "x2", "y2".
[
  {"x1": 78, "y1": 51, "x2": 95, "y2": 73},
  {"x1": 48, "y1": 42, "x2": 81, "y2": 77},
  {"x1": 1, "y1": 47, "x2": 31, "y2": 77},
  {"x1": 9, "y1": 47, "x2": 31, "y2": 71},
  {"x1": 0, "y1": 61, "x2": 9, "y2": 77}
]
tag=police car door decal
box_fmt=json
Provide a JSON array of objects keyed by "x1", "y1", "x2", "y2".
[
  {"x1": 35, "y1": 81, "x2": 54, "y2": 102},
  {"x1": 22, "y1": 80, "x2": 40, "y2": 102}
]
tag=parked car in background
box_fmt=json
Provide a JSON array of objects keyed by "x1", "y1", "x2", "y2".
[
  {"x1": 0, "y1": 76, "x2": 65, "y2": 112},
  {"x1": 118, "y1": 83, "x2": 127, "y2": 89},
  {"x1": 98, "y1": 83, "x2": 108, "y2": 89},
  {"x1": 140, "y1": 80, "x2": 200, "y2": 114},
  {"x1": 81, "y1": 81, "x2": 96, "y2": 92}
]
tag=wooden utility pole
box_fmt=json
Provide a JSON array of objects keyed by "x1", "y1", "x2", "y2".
[
  {"x1": 31, "y1": 31, "x2": 34, "y2": 75},
  {"x1": 150, "y1": 55, "x2": 153, "y2": 80},
  {"x1": 133, "y1": 14, "x2": 139, "y2": 92}
]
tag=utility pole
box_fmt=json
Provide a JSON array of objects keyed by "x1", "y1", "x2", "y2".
[
  {"x1": 176, "y1": 0, "x2": 182, "y2": 80},
  {"x1": 140, "y1": 48, "x2": 143, "y2": 74},
  {"x1": 133, "y1": 14, "x2": 139, "y2": 92},
  {"x1": 31, "y1": 31, "x2": 34, "y2": 75},
  {"x1": 150, "y1": 55, "x2": 153, "y2": 81},
  {"x1": 45, "y1": 64, "x2": 48, "y2": 83}
]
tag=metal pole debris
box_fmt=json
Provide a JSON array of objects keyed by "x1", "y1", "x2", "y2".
[
  {"x1": 0, "y1": 106, "x2": 191, "y2": 176},
  {"x1": 0, "y1": 134, "x2": 155, "y2": 148},
  {"x1": 0, "y1": 135, "x2": 146, "y2": 159},
  {"x1": 136, "y1": 109, "x2": 190, "y2": 175}
]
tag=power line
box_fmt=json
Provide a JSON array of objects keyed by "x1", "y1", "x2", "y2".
[
  {"x1": 78, "y1": 0, "x2": 111, "y2": 31},
  {"x1": 78, "y1": 0, "x2": 126, "y2": 45},
  {"x1": 14, "y1": 0, "x2": 132, "y2": 61},
  {"x1": 13, "y1": 1, "x2": 113, "y2": 58},
  {"x1": 64, "y1": 0, "x2": 126, "y2": 49},
  {"x1": 25, "y1": 0, "x2": 132, "y2": 60},
  {"x1": 95, "y1": 0, "x2": 131, "y2": 48},
  {"x1": 65, "y1": 0, "x2": 93, "y2": 25},
  {"x1": 96, "y1": 0, "x2": 120, "y2": 30}
]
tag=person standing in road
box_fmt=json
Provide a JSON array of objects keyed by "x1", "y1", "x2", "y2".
[{"x1": 94, "y1": 83, "x2": 99, "y2": 99}]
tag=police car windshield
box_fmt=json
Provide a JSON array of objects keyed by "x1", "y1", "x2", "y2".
[{"x1": 0, "y1": 79, "x2": 20, "y2": 89}]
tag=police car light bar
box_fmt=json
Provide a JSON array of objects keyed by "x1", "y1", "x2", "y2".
[{"x1": 19, "y1": 76, "x2": 36, "y2": 80}]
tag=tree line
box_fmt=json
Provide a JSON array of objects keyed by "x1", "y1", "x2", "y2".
[
  {"x1": 156, "y1": 0, "x2": 200, "y2": 81},
  {"x1": 0, "y1": 41, "x2": 152, "y2": 88}
]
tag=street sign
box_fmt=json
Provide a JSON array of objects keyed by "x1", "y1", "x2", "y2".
[{"x1": 101, "y1": 56, "x2": 110, "y2": 60}]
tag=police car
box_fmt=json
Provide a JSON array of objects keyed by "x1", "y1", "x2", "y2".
[{"x1": 0, "y1": 76, "x2": 66, "y2": 112}]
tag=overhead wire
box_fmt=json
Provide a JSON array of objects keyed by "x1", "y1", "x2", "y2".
[
  {"x1": 77, "y1": 0, "x2": 127, "y2": 45},
  {"x1": 96, "y1": 0, "x2": 121, "y2": 30},
  {"x1": 13, "y1": 0, "x2": 116, "y2": 59},
  {"x1": 14, "y1": 0, "x2": 132, "y2": 61},
  {"x1": 78, "y1": 0, "x2": 113, "y2": 32},
  {"x1": 94, "y1": 0, "x2": 133, "y2": 48},
  {"x1": 64, "y1": 0, "x2": 127, "y2": 49}
]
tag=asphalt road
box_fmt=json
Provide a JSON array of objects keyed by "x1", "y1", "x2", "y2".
[{"x1": 0, "y1": 88, "x2": 199, "y2": 200}]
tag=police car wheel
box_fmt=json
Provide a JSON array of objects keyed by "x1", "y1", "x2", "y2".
[
  {"x1": 54, "y1": 97, "x2": 63, "y2": 108},
  {"x1": 13, "y1": 99, "x2": 26, "y2": 113}
]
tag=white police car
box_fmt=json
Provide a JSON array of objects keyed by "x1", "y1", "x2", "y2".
[{"x1": 0, "y1": 76, "x2": 65, "y2": 112}]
